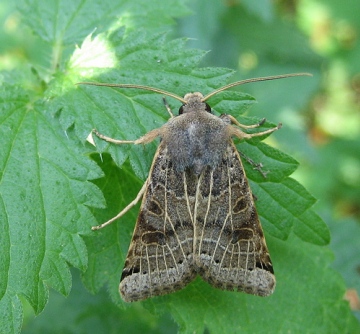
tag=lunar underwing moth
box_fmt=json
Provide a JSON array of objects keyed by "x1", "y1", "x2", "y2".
[{"x1": 79, "y1": 72, "x2": 311, "y2": 302}]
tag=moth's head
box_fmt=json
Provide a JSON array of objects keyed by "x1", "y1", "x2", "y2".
[{"x1": 179, "y1": 92, "x2": 212, "y2": 115}]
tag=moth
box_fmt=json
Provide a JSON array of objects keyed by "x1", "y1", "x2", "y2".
[{"x1": 79, "y1": 73, "x2": 310, "y2": 302}]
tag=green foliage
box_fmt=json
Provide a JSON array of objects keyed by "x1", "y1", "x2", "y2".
[{"x1": 0, "y1": 0, "x2": 359, "y2": 333}]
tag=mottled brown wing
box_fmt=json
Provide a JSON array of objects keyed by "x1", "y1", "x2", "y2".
[
  {"x1": 194, "y1": 143, "x2": 275, "y2": 296},
  {"x1": 119, "y1": 144, "x2": 196, "y2": 302}
]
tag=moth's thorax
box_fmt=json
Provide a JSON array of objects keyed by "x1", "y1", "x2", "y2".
[{"x1": 161, "y1": 106, "x2": 231, "y2": 174}]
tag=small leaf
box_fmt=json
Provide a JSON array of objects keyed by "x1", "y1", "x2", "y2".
[
  {"x1": 239, "y1": 140, "x2": 299, "y2": 182},
  {"x1": 294, "y1": 209, "x2": 330, "y2": 245},
  {"x1": 251, "y1": 177, "x2": 317, "y2": 241}
]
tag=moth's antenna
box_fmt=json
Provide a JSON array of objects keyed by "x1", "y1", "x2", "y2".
[
  {"x1": 78, "y1": 73, "x2": 312, "y2": 104},
  {"x1": 77, "y1": 82, "x2": 187, "y2": 104},
  {"x1": 202, "y1": 73, "x2": 312, "y2": 102}
]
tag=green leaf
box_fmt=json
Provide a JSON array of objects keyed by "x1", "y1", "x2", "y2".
[
  {"x1": 294, "y1": 208, "x2": 331, "y2": 245},
  {"x1": 0, "y1": 84, "x2": 104, "y2": 332},
  {"x1": 239, "y1": 140, "x2": 299, "y2": 182},
  {"x1": 18, "y1": 0, "x2": 189, "y2": 45},
  {"x1": 82, "y1": 155, "x2": 142, "y2": 302},
  {"x1": 249, "y1": 177, "x2": 316, "y2": 240}
]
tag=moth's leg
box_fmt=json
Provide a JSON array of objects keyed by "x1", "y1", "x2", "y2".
[
  {"x1": 230, "y1": 122, "x2": 282, "y2": 140},
  {"x1": 226, "y1": 114, "x2": 267, "y2": 129},
  {"x1": 248, "y1": 122, "x2": 282, "y2": 137},
  {"x1": 92, "y1": 127, "x2": 161, "y2": 145},
  {"x1": 162, "y1": 97, "x2": 175, "y2": 117},
  {"x1": 229, "y1": 120, "x2": 281, "y2": 178},
  {"x1": 91, "y1": 125, "x2": 161, "y2": 230},
  {"x1": 92, "y1": 181, "x2": 148, "y2": 230},
  {"x1": 239, "y1": 152, "x2": 269, "y2": 178}
]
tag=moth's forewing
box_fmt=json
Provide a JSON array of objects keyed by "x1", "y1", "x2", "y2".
[
  {"x1": 119, "y1": 144, "x2": 196, "y2": 302},
  {"x1": 195, "y1": 144, "x2": 275, "y2": 296}
]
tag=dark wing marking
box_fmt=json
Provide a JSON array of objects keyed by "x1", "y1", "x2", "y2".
[
  {"x1": 120, "y1": 144, "x2": 196, "y2": 302},
  {"x1": 195, "y1": 143, "x2": 275, "y2": 296}
]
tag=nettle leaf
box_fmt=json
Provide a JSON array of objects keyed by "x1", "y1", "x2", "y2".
[
  {"x1": 18, "y1": 0, "x2": 189, "y2": 44},
  {"x1": 0, "y1": 84, "x2": 103, "y2": 333},
  {"x1": 251, "y1": 178, "x2": 329, "y2": 244},
  {"x1": 239, "y1": 140, "x2": 299, "y2": 182}
]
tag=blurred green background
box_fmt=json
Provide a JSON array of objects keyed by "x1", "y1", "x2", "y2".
[{"x1": 1, "y1": 0, "x2": 359, "y2": 331}]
